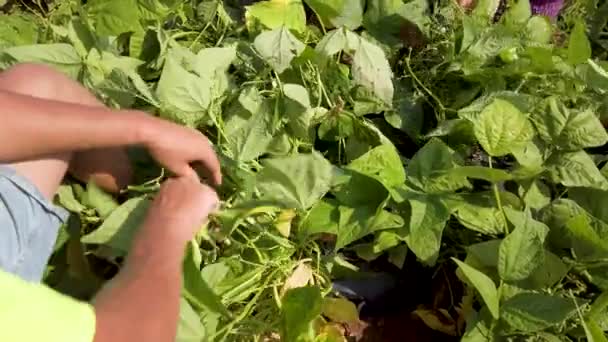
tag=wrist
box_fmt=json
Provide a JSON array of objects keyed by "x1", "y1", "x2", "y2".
[{"x1": 124, "y1": 110, "x2": 158, "y2": 147}]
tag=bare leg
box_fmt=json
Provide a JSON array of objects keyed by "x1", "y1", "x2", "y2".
[{"x1": 0, "y1": 63, "x2": 133, "y2": 199}]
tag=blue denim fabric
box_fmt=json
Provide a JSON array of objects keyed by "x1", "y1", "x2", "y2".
[{"x1": 0, "y1": 166, "x2": 68, "y2": 282}]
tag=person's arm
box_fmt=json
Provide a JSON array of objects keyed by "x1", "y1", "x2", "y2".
[
  {"x1": 92, "y1": 177, "x2": 219, "y2": 342},
  {"x1": 0, "y1": 90, "x2": 221, "y2": 184},
  {"x1": 0, "y1": 90, "x2": 145, "y2": 161}
]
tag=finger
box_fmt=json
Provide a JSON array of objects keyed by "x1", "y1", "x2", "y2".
[
  {"x1": 193, "y1": 138, "x2": 222, "y2": 186},
  {"x1": 197, "y1": 184, "x2": 220, "y2": 218}
]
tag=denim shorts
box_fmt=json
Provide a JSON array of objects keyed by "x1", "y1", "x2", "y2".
[{"x1": 0, "y1": 166, "x2": 68, "y2": 282}]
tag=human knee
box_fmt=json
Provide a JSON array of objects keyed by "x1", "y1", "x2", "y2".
[
  {"x1": 0, "y1": 63, "x2": 68, "y2": 98},
  {"x1": 0, "y1": 63, "x2": 101, "y2": 106}
]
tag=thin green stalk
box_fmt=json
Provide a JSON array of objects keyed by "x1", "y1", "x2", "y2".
[
  {"x1": 404, "y1": 50, "x2": 446, "y2": 122},
  {"x1": 488, "y1": 157, "x2": 508, "y2": 234}
]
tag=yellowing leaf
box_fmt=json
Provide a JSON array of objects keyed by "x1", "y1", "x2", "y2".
[
  {"x1": 281, "y1": 262, "x2": 314, "y2": 295},
  {"x1": 322, "y1": 297, "x2": 360, "y2": 324},
  {"x1": 274, "y1": 209, "x2": 296, "y2": 237}
]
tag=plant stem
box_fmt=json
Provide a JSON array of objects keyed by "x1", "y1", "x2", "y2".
[
  {"x1": 404, "y1": 49, "x2": 446, "y2": 122},
  {"x1": 488, "y1": 157, "x2": 508, "y2": 234}
]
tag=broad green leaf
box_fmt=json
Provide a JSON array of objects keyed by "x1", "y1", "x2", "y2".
[
  {"x1": 569, "y1": 187, "x2": 608, "y2": 223},
  {"x1": 407, "y1": 138, "x2": 471, "y2": 194},
  {"x1": 0, "y1": 44, "x2": 82, "y2": 78},
  {"x1": 254, "y1": 26, "x2": 305, "y2": 73},
  {"x1": 345, "y1": 144, "x2": 405, "y2": 189},
  {"x1": 315, "y1": 28, "x2": 360, "y2": 57},
  {"x1": 451, "y1": 166, "x2": 512, "y2": 182},
  {"x1": 588, "y1": 291, "x2": 608, "y2": 320},
  {"x1": 299, "y1": 199, "x2": 340, "y2": 240},
  {"x1": 0, "y1": 13, "x2": 39, "y2": 48},
  {"x1": 304, "y1": 0, "x2": 363, "y2": 30},
  {"x1": 518, "y1": 179, "x2": 551, "y2": 210},
  {"x1": 384, "y1": 85, "x2": 425, "y2": 139},
  {"x1": 453, "y1": 258, "x2": 500, "y2": 319},
  {"x1": 403, "y1": 195, "x2": 450, "y2": 265},
  {"x1": 81, "y1": 197, "x2": 151, "y2": 254},
  {"x1": 177, "y1": 297, "x2": 208, "y2": 342},
  {"x1": 281, "y1": 286, "x2": 323, "y2": 342},
  {"x1": 86, "y1": 0, "x2": 142, "y2": 36},
  {"x1": 246, "y1": 0, "x2": 307, "y2": 33},
  {"x1": 531, "y1": 97, "x2": 608, "y2": 151},
  {"x1": 156, "y1": 45, "x2": 235, "y2": 126},
  {"x1": 283, "y1": 83, "x2": 314, "y2": 140},
  {"x1": 568, "y1": 20, "x2": 592, "y2": 65},
  {"x1": 352, "y1": 35, "x2": 394, "y2": 104},
  {"x1": 499, "y1": 208, "x2": 549, "y2": 282},
  {"x1": 501, "y1": 293, "x2": 578, "y2": 332},
  {"x1": 82, "y1": 182, "x2": 119, "y2": 219},
  {"x1": 540, "y1": 199, "x2": 608, "y2": 260},
  {"x1": 336, "y1": 204, "x2": 403, "y2": 249},
  {"x1": 318, "y1": 110, "x2": 355, "y2": 141},
  {"x1": 322, "y1": 297, "x2": 359, "y2": 324},
  {"x1": 545, "y1": 151, "x2": 608, "y2": 190},
  {"x1": 255, "y1": 152, "x2": 335, "y2": 210},
  {"x1": 183, "y1": 244, "x2": 231, "y2": 317},
  {"x1": 224, "y1": 87, "x2": 273, "y2": 162},
  {"x1": 472, "y1": 99, "x2": 535, "y2": 157}
]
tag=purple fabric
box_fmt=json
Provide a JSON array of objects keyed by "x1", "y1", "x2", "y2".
[{"x1": 530, "y1": 0, "x2": 564, "y2": 18}]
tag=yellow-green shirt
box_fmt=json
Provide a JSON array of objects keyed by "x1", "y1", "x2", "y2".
[{"x1": 0, "y1": 270, "x2": 96, "y2": 342}]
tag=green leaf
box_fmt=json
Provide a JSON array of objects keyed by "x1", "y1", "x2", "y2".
[
  {"x1": 568, "y1": 20, "x2": 592, "y2": 65},
  {"x1": 504, "y1": 0, "x2": 531, "y2": 26},
  {"x1": 281, "y1": 286, "x2": 323, "y2": 342},
  {"x1": 0, "y1": 13, "x2": 40, "y2": 48},
  {"x1": 352, "y1": 35, "x2": 394, "y2": 104},
  {"x1": 0, "y1": 44, "x2": 82, "y2": 79},
  {"x1": 254, "y1": 26, "x2": 305, "y2": 73},
  {"x1": 82, "y1": 182, "x2": 119, "y2": 219},
  {"x1": 582, "y1": 318, "x2": 608, "y2": 342},
  {"x1": 531, "y1": 97, "x2": 608, "y2": 151},
  {"x1": 403, "y1": 195, "x2": 450, "y2": 265},
  {"x1": 321, "y1": 297, "x2": 359, "y2": 324},
  {"x1": 336, "y1": 204, "x2": 403, "y2": 250},
  {"x1": 501, "y1": 293, "x2": 578, "y2": 332},
  {"x1": 453, "y1": 258, "x2": 500, "y2": 319},
  {"x1": 451, "y1": 166, "x2": 512, "y2": 182},
  {"x1": 315, "y1": 28, "x2": 361, "y2": 57},
  {"x1": 472, "y1": 98, "x2": 535, "y2": 157},
  {"x1": 540, "y1": 199, "x2": 608, "y2": 260},
  {"x1": 56, "y1": 184, "x2": 87, "y2": 214},
  {"x1": 498, "y1": 208, "x2": 549, "y2": 282},
  {"x1": 81, "y1": 197, "x2": 151, "y2": 254},
  {"x1": 246, "y1": 0, "x2": 307, "y2": 33},
  {"x1": 86, "y1": 0, "x2": 142, "y2": 36},
  {"x1": 299, "y1": 199, "x2": 340, "y2": 240},
  {"x1": 406, "y1": 138, "x2": 471, "y2": 194},
  {"x1": 224, "y1": 87, "x2": 273, "y2": 162},
  {"x1": 182, "y1": 244, "x2": 231, "y2": 317},
  {"x1": 177, "y1": 297, "x2": 208, "y2": 342},
  {"x1": 304, "y1": 0, "x2": 363, "y2": 30},
  {"x1": 345, "y1": 144, "x2": 405, "y2": 190},
  {"x1": 569, "y1": 187, "x2": 608, "y2": 223},
  {"x1": 255, "y1": 152, "x2": 335, "y2": 210},
  {"x1": 449, "y1": 191, "x2": 519, "y2": 235},
  {"x1": 283, "y1": 83, "x2": 315, "y2": 140},
  {"x1": 545, "y1": 151, "x2": 608, "y2": 190}
]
